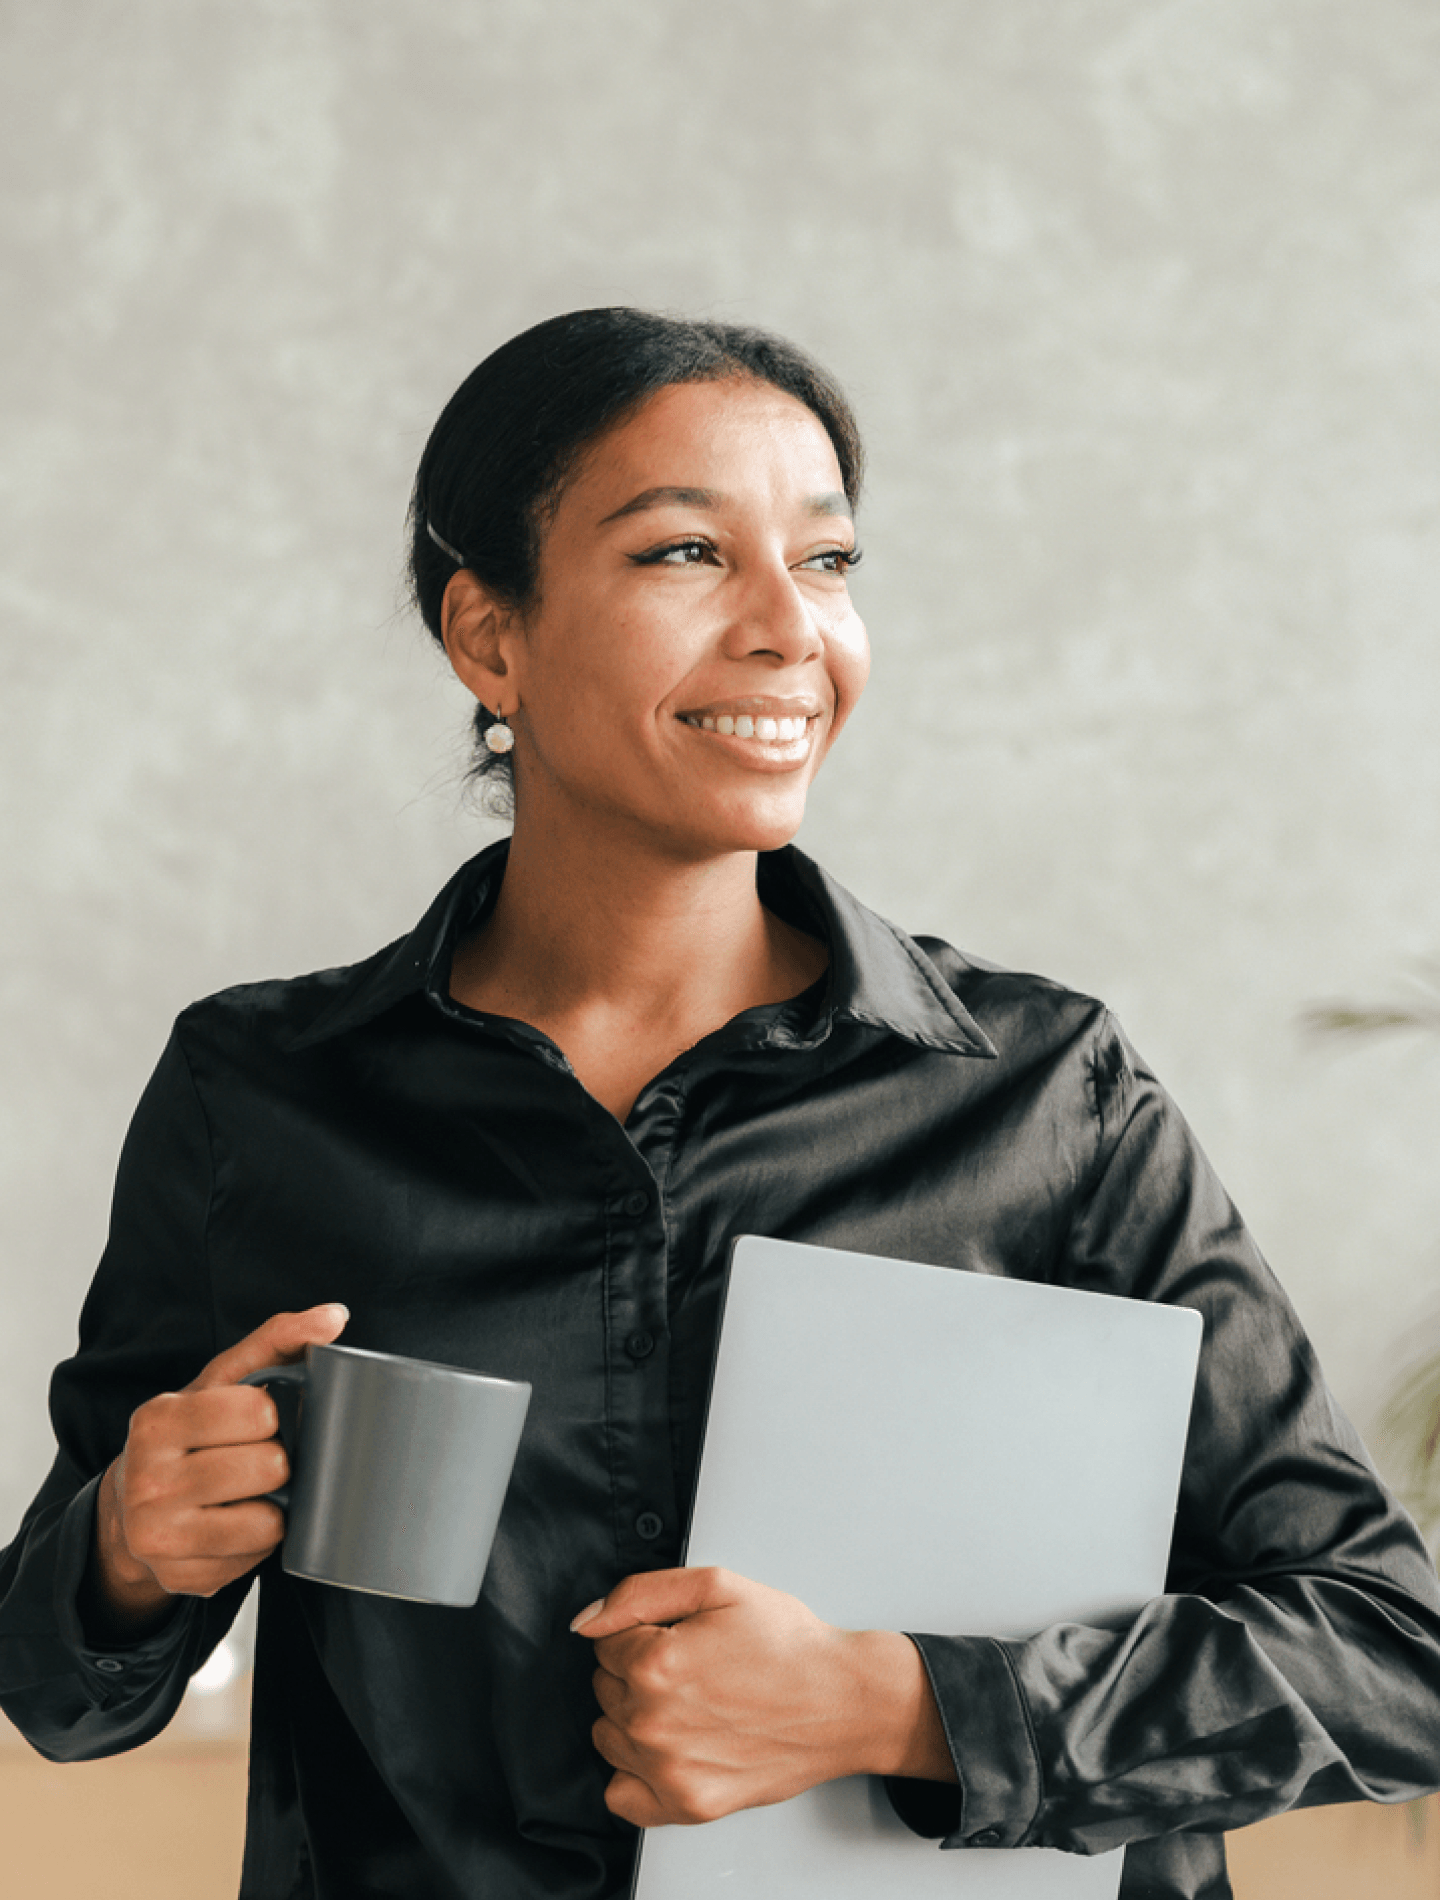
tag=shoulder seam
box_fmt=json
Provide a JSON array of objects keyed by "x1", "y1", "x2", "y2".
[{"x1": 1086, "y1": 1007, "x2": 1134, "y2": 1139}]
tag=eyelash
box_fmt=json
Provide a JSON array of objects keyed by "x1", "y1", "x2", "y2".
[{"x1": 630, "y1": 536, "x2": 864, "y2": 574}]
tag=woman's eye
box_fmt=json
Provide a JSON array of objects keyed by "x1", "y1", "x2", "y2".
[
  {"x1": 629, "y1": 538, "x2": 861, "y2": 572},
  {"x1": 799, "y1": 546, "x2": 863, "y2": 575},
  {"x1": 632, "y1": 537, "x2": 717, "y2": 567}
]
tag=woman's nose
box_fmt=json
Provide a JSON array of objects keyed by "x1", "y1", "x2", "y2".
[{"x1": 722, "y1": 559, "x2": 824, "y2": 664}]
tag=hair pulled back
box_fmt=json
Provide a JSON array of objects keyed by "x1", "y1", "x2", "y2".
[{"x1": 408, "y1": 307, "x2": 865, "y2": 799}]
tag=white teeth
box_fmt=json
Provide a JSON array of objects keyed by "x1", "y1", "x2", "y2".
[{"x1": 685, "y1": 711, "x2": 813, "y2": 741}]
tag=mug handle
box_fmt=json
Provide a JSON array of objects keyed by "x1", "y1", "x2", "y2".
[{"x1": 238, "y1": 1362, "x2": 309, "y2": 1510}]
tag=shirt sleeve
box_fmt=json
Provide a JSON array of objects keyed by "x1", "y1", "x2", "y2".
[
  {"x1": 893, "y1": 1012, "x2": 1440, "y2": 1855},
  {"x1": 0, "y1": 1024, "x2": 249, "y2": 1761}
]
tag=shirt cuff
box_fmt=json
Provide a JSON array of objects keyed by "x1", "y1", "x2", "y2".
[
  {"x1": 0, "y1": 1474, "x2": 198, "y2": 1759},
  {"x1": 55, "y1": 1475, "x2": 192, "y2": 1670},
  {"x1": 885, "y1": 1633, "x2": 1043, "y2": 1851}
]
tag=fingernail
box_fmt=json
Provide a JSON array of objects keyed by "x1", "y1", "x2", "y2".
[
  {"x1": 569, "y1": 1598, "x2": 605, "y2": 1633},
  {"x1": 328, "y1": 1304, "x2": 350, "y2": 1324}
]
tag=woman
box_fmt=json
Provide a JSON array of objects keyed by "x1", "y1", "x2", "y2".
[{"x1": 2, "y1": 307, "x2": 1438, "y2": 1900}]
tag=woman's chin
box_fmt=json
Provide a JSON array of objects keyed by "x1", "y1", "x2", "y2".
[
  {"x1": 522, "y1": 764, "x2": 817, "y2": 864},
  {"x1": 686, "y1": 787, "x2": 815, "y2": 859}
]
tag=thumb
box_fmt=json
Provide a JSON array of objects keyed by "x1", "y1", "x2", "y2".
[
  {"x1": 570, "y1": 1565, "x2": 739, "y2": 1639},
  {"x1": 189, "y1": 1304, "x2": 350, "y2": 1392}
]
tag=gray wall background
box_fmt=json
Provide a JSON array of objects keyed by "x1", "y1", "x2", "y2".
[{"x1": 3, "y1": 0, "x2": 1438, "y2": 1538}]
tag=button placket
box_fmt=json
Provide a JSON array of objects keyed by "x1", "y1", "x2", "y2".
[{"x1": 604, "y1": 1163, "x2": 680, "y2": 1568}]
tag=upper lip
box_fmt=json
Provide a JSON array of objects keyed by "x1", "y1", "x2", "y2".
[{"x1": 676, "y1": 696, "x2": 824, "y2": 720}]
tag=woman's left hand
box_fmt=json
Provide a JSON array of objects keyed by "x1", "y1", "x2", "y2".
[{"x1": 572, "y1": 1566, "x2": 953, "y2": 1827}]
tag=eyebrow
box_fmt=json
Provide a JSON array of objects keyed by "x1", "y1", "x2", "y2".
[{"x1": 598, "y1": 485, "x2": 853, "y2": 525}]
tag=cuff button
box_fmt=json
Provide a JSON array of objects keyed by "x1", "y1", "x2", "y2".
[
  {"x1": 94, "y1": 1657, "x2": 126, "y2": 1674},
  {"x1": 968, "y1": 1827, "x2": 1002, "y2": 1847}
]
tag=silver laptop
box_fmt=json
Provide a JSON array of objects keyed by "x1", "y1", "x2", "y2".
[{"x1": 632, "y1": 1235, "x2": 1202, "y2": 1899}]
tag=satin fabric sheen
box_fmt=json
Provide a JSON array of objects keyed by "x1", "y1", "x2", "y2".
[{"x1": 2, "y1": 841, "x2": 1439, "y2": 1900}]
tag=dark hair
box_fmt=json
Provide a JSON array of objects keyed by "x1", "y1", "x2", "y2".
[{"x1": 407, "y1": 307, "x2": 865, "y2": 800}]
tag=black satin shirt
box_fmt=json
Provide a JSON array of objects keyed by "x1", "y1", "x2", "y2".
[{"x1": 3, "y1": 841, "x2": 1439, "y2": 1900}]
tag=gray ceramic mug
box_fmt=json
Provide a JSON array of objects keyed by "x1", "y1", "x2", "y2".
[{"x1": 240, "y1": 1343, "x2": 531, "y2": 1606}]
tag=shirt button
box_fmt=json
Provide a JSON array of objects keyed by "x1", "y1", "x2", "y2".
[
  {"x1": 968, "y1": 1827, "x2": 1002, "y2": 1847},
  {"x1": 94, "y1": 1658, "x2": 126, "y2": 1675},
  {"x1": 635, "y1": 1511, "x2": 665, "y2": 1541},
  {"x1": 621, "y1": 1191, "x2": 650, "y2": 1218},
  {"x1": 626, "y1": 1331, "x2": 655, "y2": 1359}
]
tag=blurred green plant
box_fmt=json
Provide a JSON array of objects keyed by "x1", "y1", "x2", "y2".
[
  {"x1": 1304, "y1": 966, "x2": 1440, "y2": 1843},
  {"x1": 1300, "y1": 964, "x2": 1440, "y2": 1040},
  {"x1": 1303, "y1": 963, "x2": 1440, "y2": 1549},
  {"x1": 1381, "y1": 1356, "x2": 1440, "y2": 1556}
]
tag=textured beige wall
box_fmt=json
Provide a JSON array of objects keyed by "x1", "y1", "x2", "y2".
[{"x1": 3, "y1": 0, "x2": 1439, "y2": 1547}]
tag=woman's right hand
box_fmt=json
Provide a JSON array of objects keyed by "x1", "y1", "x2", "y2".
[{"x1": 82, "y1": 1303, "x2": 349, "y2": 1640}]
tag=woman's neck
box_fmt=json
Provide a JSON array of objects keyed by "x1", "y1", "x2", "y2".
[{"x1": 448, "y1": 819, "x2": 826, "y2": 1119}]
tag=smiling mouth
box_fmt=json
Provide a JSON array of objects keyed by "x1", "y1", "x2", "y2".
[{"x1": 678, "y1": 711, "x2": 817, "y2": 743}]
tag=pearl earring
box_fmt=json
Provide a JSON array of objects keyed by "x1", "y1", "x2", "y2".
[{"x1": 484, "y1": 713, "x2": 515, "y2": 755}]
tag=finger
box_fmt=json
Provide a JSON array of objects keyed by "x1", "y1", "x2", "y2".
[
  {"x1": 194, "y1": 1497, "x2": 288, "y2": 1555},
  {"x1": 133, "y1": 1385, "x2": 283, "y2": 1453},
  {"x1": 590, "y1": 1623, "x2": 671, "y2": 1680},
  {"x1": 147, "y1": 1440, "x2": 292, "y2": 1510},
  {"x1": 572, "y1": 1566, "x2": 738, "y2": 1639},
  {"x1": 603, "y1": 1770, "x2": 668, "y2": 1829},
  {"x1": 590, "y1": 1664, "x2": 631, "y2": 1720},
  {"x1": 590, "y1": 1712, "x2": 640, "y2": 1775},
  {"x1": 190, "y1": 1304, "x2": 350, "y2": 1392},
  {"x1": 129, "y1": 1497, "x2": 286, "y2": 1570},
  {"x1": 140, "y1": 1543, "x2": 281, "y2": 1598}
]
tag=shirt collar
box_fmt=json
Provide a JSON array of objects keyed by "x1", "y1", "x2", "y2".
[{"x1": 289, "y1": 838, "x2": 996, "y2": 1061}]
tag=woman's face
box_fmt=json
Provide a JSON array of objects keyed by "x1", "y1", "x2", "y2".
[{"x1": 480, "y1": 376, "x2": 869, "y2": 862}]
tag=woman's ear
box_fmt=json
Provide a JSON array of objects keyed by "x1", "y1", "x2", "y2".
[{"x1": 440, "y1": 571, "x2": 521, "y2": 713}]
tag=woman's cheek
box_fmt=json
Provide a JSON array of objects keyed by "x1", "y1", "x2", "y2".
[{"x1": 828, "y1": 615, "x2": 870, "y2": 735}]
